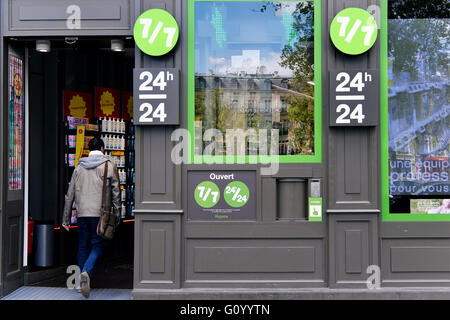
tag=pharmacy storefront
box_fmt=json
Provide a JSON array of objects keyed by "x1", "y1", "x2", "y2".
[{"x1": 0, "y1": 0, "x2": 449, "y2": 299}]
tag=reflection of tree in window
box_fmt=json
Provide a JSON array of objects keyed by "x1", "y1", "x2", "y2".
[{"x1": 262, "y1": 2, "x2": 315, "y2": 155}]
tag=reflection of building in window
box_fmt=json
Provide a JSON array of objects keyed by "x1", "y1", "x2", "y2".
[
  {"x1": 195, "y1": 72, "x2": 314, "y2": 155},
  {"x1": 264, "y1": 100, "x2": 272, "y2": 113}
]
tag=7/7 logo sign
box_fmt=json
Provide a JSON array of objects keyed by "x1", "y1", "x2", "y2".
[
  {"x1": 134, "y1": 68, "x2": 179, "y2": 125},
  {"x1": 134, "y1": 9, "x2": 179, "y2": 57},
  {"x1": 330, "y1": 7, "x2": 378, "y2": 55}
]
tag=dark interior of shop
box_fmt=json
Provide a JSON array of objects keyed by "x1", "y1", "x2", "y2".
[{"x1": 16, "y1": 37, "x2": 135, "y2": 289}]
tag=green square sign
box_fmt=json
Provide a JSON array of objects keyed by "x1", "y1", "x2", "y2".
[{"x1": 309, "y1": 197, "x2": 323, "y2": 222}]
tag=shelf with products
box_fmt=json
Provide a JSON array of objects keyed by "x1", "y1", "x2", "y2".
[
  {"x1": 96, "y1": 117, "x2": 136, "y2": 219},
  {"x1": 64, "y1": 116, "x2": 101, "y2": 225},
  {"x1": 64, "y1": 116, "x2": 100, "y2": 168},
  {"x1": 64, "y1": 116, "x2": 136, "y2": 221}
]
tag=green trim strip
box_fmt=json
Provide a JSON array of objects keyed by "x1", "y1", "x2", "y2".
[
  {"x1": 187, "y1": 0, "x2": 322, "y2": 164},
  {"x1": 380, "y1": 0, "x2": 450, "y2": 221}
]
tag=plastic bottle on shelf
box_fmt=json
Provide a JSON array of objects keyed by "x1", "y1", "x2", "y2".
[
  {"x1": 122, "y1": 187, "x2": 126, "y2": 202},
  {"x1": 121, "y1": 203, "x2": 126, "y2": 219},
  {"x1": 121, "y1": 119, "x2": 126, "y2": 134}
]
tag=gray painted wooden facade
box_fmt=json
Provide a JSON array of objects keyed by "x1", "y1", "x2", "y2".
[{"x1": 0, "y1": 0, "x2": 449, "y2": 298}]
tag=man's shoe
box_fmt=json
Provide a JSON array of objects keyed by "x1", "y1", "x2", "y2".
[{"x1": 80, "y1": 271, "x2": 90, "y2": 298}]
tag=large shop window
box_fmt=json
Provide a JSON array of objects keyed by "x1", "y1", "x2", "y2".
[
  {"x1": 188, "y1": 0, "x2": 322, "y2": 163},
  {"x1": 381, "y1": 0, "x2": 450, "y2": 221}
]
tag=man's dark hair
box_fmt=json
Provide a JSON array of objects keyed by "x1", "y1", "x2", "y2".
[{"x1": 89, "y1": 136, "x2": 105, "y2": 151}]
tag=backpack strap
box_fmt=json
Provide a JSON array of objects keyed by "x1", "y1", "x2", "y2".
[{"x1": 101, "y1": 161, "x2": 109, "y2": 209}]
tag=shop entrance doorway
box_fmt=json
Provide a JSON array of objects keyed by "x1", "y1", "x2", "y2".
[{"x1": 4, "y1": 37, "x2": 136, "y2": 293}]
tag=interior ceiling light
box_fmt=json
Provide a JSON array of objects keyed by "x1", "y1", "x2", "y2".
[
  {"x1": 36, "y1": 40, "x2": 51, "y2": 53},
  {"x1": 111, "y1": 39, "x2": 124, "y2": 52}
]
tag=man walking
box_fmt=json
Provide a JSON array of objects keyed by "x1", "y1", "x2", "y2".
[{"x1": 62, "y1": 137, "x2": 121, "y2": 298}]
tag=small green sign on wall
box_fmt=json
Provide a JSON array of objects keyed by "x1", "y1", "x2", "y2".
[
  {"x1": 330, "y1": 7, "x2": 378, "y2": 55},
  {"x1": 309, "y1": 197, "x2": 323, "y2": 222},
  {"x1": 134, "y1": 9, "x2": 180, "y2": 56}
]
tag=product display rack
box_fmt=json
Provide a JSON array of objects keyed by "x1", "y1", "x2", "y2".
[
  {"x1": 98, "y1": 117, "x2": 135, "y2": 219},
  {"x1": 63, "y1": 117, "x2": 100, "y2": 224},
  {"x1": 63, "y1": 116, "x2": 136, "y2": 222}
]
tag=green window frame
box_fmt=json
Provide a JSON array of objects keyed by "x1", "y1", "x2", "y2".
[
  {"x1": 187, "y1": 0, "x2": 322, "y2": 164},
  {"x1": 380, "y1": 0, "x2": 450, "y2": 221}
]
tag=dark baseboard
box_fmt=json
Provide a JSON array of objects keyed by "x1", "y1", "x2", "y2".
[{"x1": 24, "y1": 266, "x2": 67, "y2": 285}]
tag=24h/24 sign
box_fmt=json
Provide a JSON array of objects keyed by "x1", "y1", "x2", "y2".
[
  {"x1": 133, "y1": 68, "x2": 179, "y2": 125},
  {"x1": 329, "y1": 70, "x2": 378, "y2": 126}
]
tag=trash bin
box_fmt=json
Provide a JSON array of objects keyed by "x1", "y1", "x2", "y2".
[{"x1": 34, "y1": 224, "x2": 54, "y2": 267}]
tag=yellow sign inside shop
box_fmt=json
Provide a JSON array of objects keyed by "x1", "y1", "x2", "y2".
[{"x1": 75, "y1": 126, "x2": 85, "y2": 167}]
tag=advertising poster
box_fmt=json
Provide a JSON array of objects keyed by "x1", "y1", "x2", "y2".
[
  {"x1": 75, "y1": 126, "x2": 85, "y2": 167},
  {"x1": 188, "y1": 171, "x2": 256, "y2": 220},
  {"x1": 63, "y1": 90, "x2": 92, "y2": 120},
  {"x1": 122, "y1": 91, "x2": 134, "y2": 121},
  {"x1": 95, "y1": 86, "x2": 120, "y2": 118},
  {"x1": 410, "y1": 199, "x2": 450, "y2": 214},
  {"x1": 8, "y1": 55, "x2": 24, "y2": 191},
  {"x1": 387, "y1": 16, "x2": 449, "y2": 215}
]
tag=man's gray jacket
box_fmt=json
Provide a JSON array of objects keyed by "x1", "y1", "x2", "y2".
[{"x1": 62, "y1": 151, "x2": 121, "y2": 225}]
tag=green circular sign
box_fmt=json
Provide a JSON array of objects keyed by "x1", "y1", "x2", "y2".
[
  {"x1": 224, "y1": 181, "x2": 250, "y2": 208},
  {"x1": 194, "y1": 181, "x2": 220, "y2": 208},
  {"x1": 330, "y1": 8, "x2": 378, "y2": 55},
  {"x1": 134, "y1": 9, "x2": 179, "y2": 56}
]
